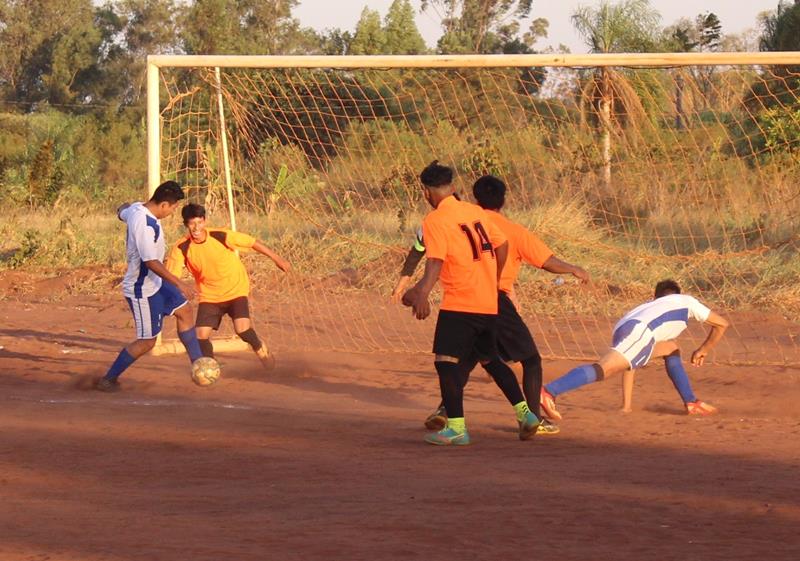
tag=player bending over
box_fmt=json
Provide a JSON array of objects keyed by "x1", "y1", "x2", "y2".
[
  {"x1": 540, "y1": 279, "x2": 728, "y2": 420},
  {"x1": 422, "y1": 174, "x2": 590, "y2": 436},
  {"x1": 402, "y1": 161, "x2": 540, "y2": 446},
  {"x1": 96, "y1": 181, "x2": 205, "y2": 391},
  {"x1": 166, "y1": 203, "x2": 290, "y2": 370}
]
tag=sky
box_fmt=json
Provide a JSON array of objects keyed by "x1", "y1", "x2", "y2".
[{"x1": 293, "y1": 0, "x2": 782, "y2": 52}]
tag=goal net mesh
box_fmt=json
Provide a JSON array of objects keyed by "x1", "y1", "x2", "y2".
[{"x1": 156, "y1": 58, "x2": 800, "y2": 365}]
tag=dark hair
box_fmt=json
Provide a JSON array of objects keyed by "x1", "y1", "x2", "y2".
[
  {"x1": 654, "y1": 279, "x2": 681, "y2": 298},
  {"x1": 472, "y1": 175, "x2": 506, "y2": 210},
  {"x1": 181, "y1": 203, "x2": 206, "y2": 224},
  {"x1": 419, "y1": 160, "x2": 453, "y2": 188},
  {"x1": 150, "y1": 180, "x2": 185, "y2": 204}
]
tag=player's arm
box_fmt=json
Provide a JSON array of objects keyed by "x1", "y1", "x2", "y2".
[
  {"x1": 495, "y1": 241, "x2": 509, "y2": 282},
  {"x1": 252, "y1": 240, "x2": 291, "y2": 272},
  {"x1": 144, "y1": 260, "x2": 195, "y2": 300},
  {"x1": 691, "y1": 310, "x2": 729, "y2": 366},
  {"x1": 403, "y1": 257, "x2": 443, "y2": 320},
  {"x1": 391, "y1": 246, "x2": 425, "y2": 303},
  {"x1": 542, "y1": 255, "x2": 590, "y2": 283},
  {"x1": 165, "y1": 244, "x2": 185, "y2": 278},
  {"x1": 131, "y1": 214, "x2": 194, "y2": 299}
]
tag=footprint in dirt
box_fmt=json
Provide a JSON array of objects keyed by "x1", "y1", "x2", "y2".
[{"x1": 73, "y1": 374, "x2": 97, "y2": 391}]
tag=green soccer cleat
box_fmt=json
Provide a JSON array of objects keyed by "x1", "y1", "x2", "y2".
[
  {"x1": 518, "y1": 410, "x2": 541, "y2": 441},
  {"x1": 424, "y1": 427, "x2": 471, "y2": 446},
  {"x1": 424, "y1": 405, "x2": 447, "y2": 431}
]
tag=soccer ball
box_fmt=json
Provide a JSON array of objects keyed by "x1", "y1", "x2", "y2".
[{"x1": 191, "y1": 357, "x2": 221, "y2": 387}]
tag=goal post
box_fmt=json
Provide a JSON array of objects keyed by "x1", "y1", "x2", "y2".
[{"x1": 146, "y1": 52, "x2": 800, "y2": 365}]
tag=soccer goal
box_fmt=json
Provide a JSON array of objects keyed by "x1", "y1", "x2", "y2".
[{"x1": 147, "y1": 52, "x2": 800, "y2": 365}]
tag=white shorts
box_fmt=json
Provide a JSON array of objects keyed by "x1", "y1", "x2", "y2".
[
  {"x1": 125, "y1": 282, "x2": 187, "y2": 340},
  {"x1": 611, "y1": 320, "x2": 656, "y2": 369}
]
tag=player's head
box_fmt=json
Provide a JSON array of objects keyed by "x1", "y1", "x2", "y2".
[
  {"x1": 472, "y1": 175, "x2": 506, "y2": 210},
  {"x1": 149, "y1": 181, "x2": 185, "y2": 218},
  {"x1": 419, "y1": 160, "x2": 454, "y2": 208},
  {"x1": 654, "y1": 279, "x2": 681, "y2": 298},
  {"x1": 181, "y1": 203, "x2": 207, "y2": 242}
]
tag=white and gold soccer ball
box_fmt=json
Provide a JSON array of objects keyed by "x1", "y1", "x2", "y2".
[{"x1": 191, "y1": 357, "x2": 221, "y2": 387}]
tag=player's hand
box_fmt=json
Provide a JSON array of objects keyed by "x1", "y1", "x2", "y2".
[
  {"x1": 275, "y1": 258, "x2": 291, "y2": 273},
  {"x1": 404, "y1": 288, "x2": 431, "y2": 320},
  {"x1": 571, "y1": 266, "x2": 590, "y2": 284},
  {"x1": 177, "y1": 280, "x2": 196, "y2": 301},
  {"x1": 391, "y1": 277, "x2": 411, "y2": 304},
  {"x1": 691, "y1": 347, "x2": 708, "y2": 366}
]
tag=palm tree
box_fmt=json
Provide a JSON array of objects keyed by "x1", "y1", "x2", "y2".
[{"x1": 571, "y1": 0, "x2": 661, "y2": 187}]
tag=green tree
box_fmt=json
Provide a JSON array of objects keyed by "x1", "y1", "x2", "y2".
[
  {"x1": 422, "y1": 0, "x2": 541, "y2": 54},
  {"x1": 0, "y1": 0, "x2": 101, "y2": 106},
  {"x1": 571, "y1": 0, "x2": 662, "y2": 186},
  {"x1": 319, "y1": 28, "x2": 353, "y2": 55},
  {"x1": 384, "y1": 0, "x2": 427, "y2": 54},
  {"x1": 182, "y1": 0, "x2": 315, "y2": 55},
  {"x1": 349, "y1": 7, "x2": 387, "y2": 55}
]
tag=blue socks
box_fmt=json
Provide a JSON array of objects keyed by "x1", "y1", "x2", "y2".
[
  {"x1": 664, "y1": 353, "x2": 697, "y2": 404},
  {"x1": 546, "y1": 364, "x2": 599, "y2": 397},
  {"x1": 178, "y1": 328, "x2": 203, "y2": 362},
  {"x1": 104, "y1": 349, "x2": 136, "y2": 380}
]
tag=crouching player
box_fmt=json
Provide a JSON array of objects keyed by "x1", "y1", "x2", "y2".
[
  {"x1": 96, "y1": 181, "x2": 205, "y2": 391},
  {"x1": 166, "y1": 203, "x2": 290, "y2": 370},
  {"x1": 540, "y1": 279, "x2": 728, "y2": 420}
]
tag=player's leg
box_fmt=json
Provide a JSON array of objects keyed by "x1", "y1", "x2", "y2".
[
  {"x1": 97, "y1": 286, "x2": 186, "y2": 391},
  {"x1": 621, "y1": 369, "x2": 635, "y2": 413},
  {"x1": 424, "y1": 311, "x2": 478, "y2": 446},
  {"x1": 474, "y1": 310, "x2": 540, "y2": 440},
  {"x1": 230, "y1": 297, "x2": 275, "y2": 370},
  {"x1": 165, "y1": 284, "x2": 203, "y2": 363},
  {"x1": 424, "y1": 354, "x2": 478, "y2": 431},
  {"x1": 653, "y1": 342, "x2": 718, "y2": 415},
  {"x1": 195, "y1": 302, "x2": 225, "y2": 358},
  {"x1": 494, "y1": 291, "x2": 556, "y2": 435}
]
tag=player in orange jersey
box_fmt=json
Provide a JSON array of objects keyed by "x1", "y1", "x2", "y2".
[
  {"x1": 166, "y1": 204, "x2": 290, "y2": 370},
  {"x1": 402, "y1": 162, "x2": 540, "y2": 446}
]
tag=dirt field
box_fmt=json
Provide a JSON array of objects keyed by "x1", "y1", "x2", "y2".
[{"x1": 1, "y1": 275, "x2": 800, "y2": 561}]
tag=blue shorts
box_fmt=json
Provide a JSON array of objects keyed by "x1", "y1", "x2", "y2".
[
  {"x1": 611, "y1": 320, "x2": 656, "y2": 369},
  {"x1": 126, "y1": 282, "x2": 187, "y2": 340}
]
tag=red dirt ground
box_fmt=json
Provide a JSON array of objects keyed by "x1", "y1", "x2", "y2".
[{"x1": 1, "y1": 275, "x2": 800, "y2": 561}]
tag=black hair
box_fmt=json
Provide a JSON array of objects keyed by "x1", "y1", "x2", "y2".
[
  {"x1": 472, "y1": 175, "x2": 506, "y2": 210},
  {"x1": 654, "y1": 279, "x2": 681, "y2": 298},
  {"x1": 150, "y1": 180, "x2": 185, "y2": 204},
  {"x1": 419, "y1": 160, "x2": 453, "y2": 188},
  {"x1": 181, "y1": 203, "x2": 206, "y2": 224}
]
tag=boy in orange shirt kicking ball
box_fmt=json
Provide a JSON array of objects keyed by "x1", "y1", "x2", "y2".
[{"x1": 167, "y1": 204, "x2": 290, "y2": 369}]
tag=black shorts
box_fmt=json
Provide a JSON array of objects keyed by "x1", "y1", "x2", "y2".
[
  {"x1": 432, "y1": 310, "x2": 499, "y2": 362},
  {"x1": 196, "y1": 297, "x2": 250, "y2": 330},
  {"x1": 496, "y1": 291, "x2": 539, "y2": 362}
]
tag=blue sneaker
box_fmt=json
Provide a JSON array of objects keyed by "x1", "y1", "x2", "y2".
[
  {"x1": 424, "y1": 427, "x2": 471, "y2": 446},
  {"x1": 518, "y1": 410, "x2": 541, "y2": 441}
]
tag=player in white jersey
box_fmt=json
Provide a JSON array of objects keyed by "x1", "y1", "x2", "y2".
[
  {"x1": 540, "y1": 280, "x2": 728, "y2": 419},
  {"x1": 95, "y1": 181, "x2": 206, "y2": 391}
]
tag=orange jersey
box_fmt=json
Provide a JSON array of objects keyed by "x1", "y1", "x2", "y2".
[
  {"x1": 422, "y1": 195, "x2": 507, "y2": 314},
  {"x1": 485, "y1": 210, "x2": 553, "y2": 294},
  {"x1": 166, "y1": 228, "x2": 256, "y2": 303}
]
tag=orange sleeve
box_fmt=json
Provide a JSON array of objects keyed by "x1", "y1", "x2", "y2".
[
  {"x1": 422, "y1": 215, "x2": 447, "y2": 261},
  {"x1": 166, "y1": 242, "x2": 185, "y2": 277},
  {"x1": 226, "y1": 230, "x2": 257, "y2": 250},
  {"x1": 483, "y1": 212, "x2": 507, "y2": 248},
  {"x1": 518, "y1": 228, "x2": 553, "y2": 268}
]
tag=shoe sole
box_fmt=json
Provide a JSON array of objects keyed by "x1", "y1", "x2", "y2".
[
  {"x1": 540, "y1": 397, "x2": 562, "y2": 421},
  {"x1": 425, "y1": 437, "x2": 470, "y2": 446},
  {"x1": 519, "y1": 423, "x2": 541, "y2": 441}
]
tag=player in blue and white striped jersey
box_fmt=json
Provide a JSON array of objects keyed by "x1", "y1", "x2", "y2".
[
  {"x1": 541, "y1": 279, "x2": 729, "y2": 418},
  {"x1": 95, "y1": 181, "x2": 204, "y2": 391}
]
